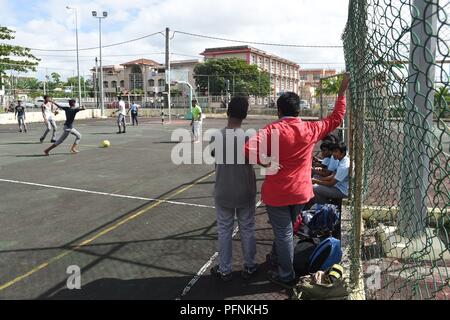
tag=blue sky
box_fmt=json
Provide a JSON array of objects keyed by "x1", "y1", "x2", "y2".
[{"x1": 1, "y1": 0, "x2": 349, "y2": 80}]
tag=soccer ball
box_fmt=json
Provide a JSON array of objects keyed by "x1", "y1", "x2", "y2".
[{"x1": 101, "y1": 140, "x2": 111, "y2": 148}]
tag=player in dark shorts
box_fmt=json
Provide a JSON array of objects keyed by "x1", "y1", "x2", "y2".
[{"x1": 44, "y1": 99, "x2": 85, "y2": 155}]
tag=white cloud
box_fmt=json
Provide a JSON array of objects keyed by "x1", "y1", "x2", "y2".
[{"x1": 1, "y1": 0, "x2": 349, "y2": 80}]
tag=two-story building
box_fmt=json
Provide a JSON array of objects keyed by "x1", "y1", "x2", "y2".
[{"x1": 92, "y1": 58, "x2": 200, "y2": 101}]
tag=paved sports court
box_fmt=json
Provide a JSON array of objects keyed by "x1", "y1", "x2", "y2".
[{"x1": 0, "y1": 116, "x2": 291, "y2": 300}]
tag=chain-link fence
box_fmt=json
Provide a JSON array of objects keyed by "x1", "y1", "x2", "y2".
[{"x1": 343, "y1": 0, "x2": 450, "y2": 300}]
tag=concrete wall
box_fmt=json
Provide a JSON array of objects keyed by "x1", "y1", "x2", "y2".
[{"x1": 0, "y1": 109, "x2": 103, "y2": 125}]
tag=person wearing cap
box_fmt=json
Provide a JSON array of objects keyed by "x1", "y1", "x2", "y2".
[
  {"x1": 44, "y1": 99, "x2": 85, "y2": 155},
  {"x1": 14, "y1": 100, "x2": 28, "y2": 133}
]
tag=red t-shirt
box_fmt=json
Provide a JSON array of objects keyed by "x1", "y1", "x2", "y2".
[{"x1": 244, "y1": 96, "x2": 346, "y2": 206}]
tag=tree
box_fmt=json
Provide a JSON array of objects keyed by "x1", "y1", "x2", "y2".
[
  {"x1": 51, "y1": 72, "x2": 61, "y2": 85},
  {"x1": 16, "y1": 77, "x2": 41, "y2": 90},
  {"x1": 316, "y1": 74, "x2": 344, "y2": 97},
  {"x1": 194, "y1": 58, "x2": 270, "y2": 96},
  {"x1": 0, "y1": 26, "x2": 39, "y2": 88},
  {"x1": 435, "y1": 85, "x2": 450, "y2": 116}
]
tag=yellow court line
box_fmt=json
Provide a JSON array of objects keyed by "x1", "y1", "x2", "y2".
[{"x1": 0, "y1": 172, "x2": 215, "y2": 292}]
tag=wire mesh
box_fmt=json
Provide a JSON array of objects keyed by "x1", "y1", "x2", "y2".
[{"x1": 343, "y1": 0, "x2": 450, "y2": 300}]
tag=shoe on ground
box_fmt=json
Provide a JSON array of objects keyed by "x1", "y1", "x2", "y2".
[
  {"x1": 51, "y1": 139, "x2": 56, "y2": 143},
  {"x1": 267, "y1": 270, "x2": 296, "y2": 289},
  {"x1": 241, "y1": 265, "x2": 259, "y2": 280},
  {"x1": 39, "y1": 137, "x2": 44, "y2": 143},
  {"x1": 116, "y1": 131, "x2": 122, "y2": 134},
  {"x1": 210, "y1": 265, "x2": 232, "y2": 282}
]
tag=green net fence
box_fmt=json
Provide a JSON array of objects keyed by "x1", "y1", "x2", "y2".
[{"x1": 343, "y1": 0, "x2": 450, "y2": 300}]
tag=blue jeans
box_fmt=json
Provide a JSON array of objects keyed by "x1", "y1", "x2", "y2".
[
  {"x1": 216, "y1": 203, "x2": 257, "y2": 274},
  {"x1": 267, "y1": 204, "x2": 303, "y2": 282}
]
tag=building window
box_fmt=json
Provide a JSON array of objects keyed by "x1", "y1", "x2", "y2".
[
  {"x1": 111, "y1": 81, "x2": 117, "y2": 88},
  {"x1": 313, "y1": 74, "x2": 321, "y2": 81},
  {"x1": 120, "y1": 80, "x2": 124, "y2": 87},
  {"x1": 158, "y1": 79, "x2": 165, "y2": 87},
  {"x1": 103, "y1": 81, "x2": 109, "y2": 88},
  {"x1": 300, "y1": 74, "x2": 308, "y2": 81},
  {"x1": 251, "y1": 54, "x2": 257, "y2": 64},
  {"x1": 149, "y1": 79, "x2": 155, "y2": 87}
]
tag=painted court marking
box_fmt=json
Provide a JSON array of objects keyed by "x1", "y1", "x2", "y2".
[
  {"x1": 0, "y1": 178, "x2": 215, "y2": 209},
  {"x1": 0, "y1": 172, "x2": 215, "y2": 292},
  {"x1": 177, "y1": 200, "x2": 263, "y2": 300}
]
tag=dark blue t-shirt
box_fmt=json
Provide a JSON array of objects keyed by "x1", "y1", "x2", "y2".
[{"x1": 61, "y1": 107, "x2": 81, "y2": 128}]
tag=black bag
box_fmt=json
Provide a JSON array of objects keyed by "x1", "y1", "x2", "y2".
[{"x1": 293, "y1": 238, "x2": 318, "y2": 276}]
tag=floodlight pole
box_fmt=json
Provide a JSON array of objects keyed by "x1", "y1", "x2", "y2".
[
  {"x1": 165, "y1": 27, "x2": 171, "y2": 123},
  {"x1": 93, "y1": 11, "x2": 107, "y2": 117},
  {"x1": 66, "y1": 6, "x2": 82, "y2": 107}
]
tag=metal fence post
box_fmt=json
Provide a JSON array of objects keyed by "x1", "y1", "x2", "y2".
[
  {"x1": 319, "y1": 79, "x2": 323, "y2": 119},
  {"x1": 350, "y1": 89, "x2": 365, "y2": 288},
  {"x1": 398, "y1": 0, "x2": 438, "y2": 238}
]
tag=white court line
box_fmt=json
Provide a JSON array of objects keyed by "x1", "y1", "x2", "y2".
[
  {"x1": 0, "y1": 178, "x2": 215, "y2": 209},
  {"x1": 176, "y1": 200, "x2": 263, "y2": 300}
]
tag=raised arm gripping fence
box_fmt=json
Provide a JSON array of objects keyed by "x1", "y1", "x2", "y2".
[{"x1": 343, "y1": 0, "x2": 450, "y2": 299}]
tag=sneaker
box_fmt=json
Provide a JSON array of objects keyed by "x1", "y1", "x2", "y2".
[
  {"x1": 116, "y1": 131, "x2": 122, "y2": 134},
  {"x1": 51, "y1": 139, "x2": 56, "y2": 143},
  {"x1": 241, "y1": 265, "x2": 259, "y2": 280},
  {"x1": 39, "y1": 137, "x2": 44, "y2": 143},
  {"x1": 210, "y1": 265, "x2": 232, "y2": 282},
  {"x1": 267, "y1": 270, "x2": 296, "y2": 289}
]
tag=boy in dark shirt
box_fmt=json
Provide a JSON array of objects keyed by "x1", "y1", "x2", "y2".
[
  {"x1": 14, "y1": 100, "x2": 27, "y2": 133},
  {"x1": 209, "y1": 96, "x2": 258, "y2": 282},
  {"x1": 44, "y1": 99, "x2": 85, "y2": 155}
]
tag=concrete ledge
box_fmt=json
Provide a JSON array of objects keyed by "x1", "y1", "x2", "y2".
[
  {"x1": 0, "y1": 109, "x2": 103, "y2": 125},
  {"x1": 377, "y1": 225, "x2": 450, "y2": 261},
  {"x1": 361, "y1": 206, "x2": 449, "y2": 227}
]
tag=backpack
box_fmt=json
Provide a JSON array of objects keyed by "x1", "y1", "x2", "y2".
[
  {"x1": 308, "y1": 237, "x2": 342, "y2": 274},
  {"x1": 305, "y1": 204, "x2": 340, "y2": 238},
  {"x1": 291, "y1": 264, "x2": 348, "y2": 300},
  {"x1": 293, "y1": 238, "x2": 319, "y2": 276}
]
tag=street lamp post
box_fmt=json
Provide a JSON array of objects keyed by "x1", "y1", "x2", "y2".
[
  {"x1": 66, "y1": 6, "x2": 82, "y2": 107},
  {"x1": 92, "y1": 10, "x2": 107, "y2": 117}
]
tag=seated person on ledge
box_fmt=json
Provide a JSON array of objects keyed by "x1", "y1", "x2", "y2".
[
  {"x1": 312, "y1": 140, "x2": 340, "y2": 178},
  {"x1": 311, "y1": 142, "x2": 349, "y2": 204}
]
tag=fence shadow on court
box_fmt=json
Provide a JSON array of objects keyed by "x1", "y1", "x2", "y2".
[{"x1": 47, "y1": 265, "x2": 281, "y2": 300}]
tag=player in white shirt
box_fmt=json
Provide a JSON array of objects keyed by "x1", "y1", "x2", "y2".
[
  {"x1": 39, "y1": 95, "x2": 58, "y2": 143},
  {"x1": 113, "y1": 96, "x2": 127, "y2": 134}
]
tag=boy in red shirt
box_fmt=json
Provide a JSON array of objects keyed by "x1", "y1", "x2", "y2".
[{"x1": 245, "y1": 74, "x2": 350, "y2": 288}]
